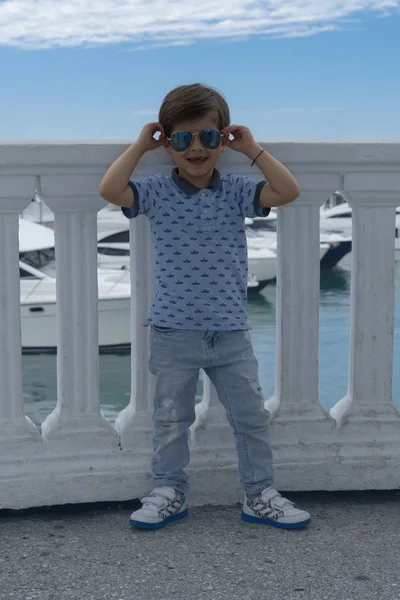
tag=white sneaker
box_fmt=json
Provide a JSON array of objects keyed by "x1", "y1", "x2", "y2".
[
  {"x1": 242, "y1": 487, "x2": 311, "y2": 529},
  {"x1": 129, "y1": 486, "x2": 188, "y2": 529}
]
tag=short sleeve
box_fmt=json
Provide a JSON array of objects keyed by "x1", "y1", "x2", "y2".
[
  {"x1": 232, "y1": 175, "x2": 270, "y2": 219},
  {"x1": 121, "y1": 176, "x2": 158, "y2": 220}
]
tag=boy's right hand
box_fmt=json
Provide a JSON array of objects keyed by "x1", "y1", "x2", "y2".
[{"x1": 137, "y1": 122, "x2": 166, "y2": 152}]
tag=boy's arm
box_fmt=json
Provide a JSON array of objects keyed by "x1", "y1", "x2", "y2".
[
  {"x1": 221, "y1": 126, "x2": 300, "y2": 208},
  {"x1": 98, "y1": 122, "x2": 165, "y2": 208},
  {"x1": 98, "y1": 142, "x2": 144, "y2": 208},
  {"x1": 247, "y1": 146, "x2": 300, "y2": 208}
]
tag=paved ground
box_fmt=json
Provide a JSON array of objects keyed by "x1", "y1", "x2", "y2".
[{"x1": 1, "y1": 491, "x2": 400, "y2": 600}]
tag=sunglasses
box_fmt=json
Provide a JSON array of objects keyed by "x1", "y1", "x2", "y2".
[{"x1": 167, "y1": 128, "x2": 222, "y2": 152}]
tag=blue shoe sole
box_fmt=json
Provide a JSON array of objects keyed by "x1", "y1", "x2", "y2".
[
  {"x1": 130, "y1": 508, "x2": 189, "y2": 529},
  {"x1": 242, "y1": 512, "x2": 311, "y2": 529}
]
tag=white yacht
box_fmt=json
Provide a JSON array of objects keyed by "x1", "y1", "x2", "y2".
[
  {"x1": 320, "y1": 202, "x2": 400, "y2": 255},
  {"x1": 244, "y1": 214, "x2": 352, "y2": 270},
  {"x1": 19, "y1": 220, "x2": 131, "y2": 353}
]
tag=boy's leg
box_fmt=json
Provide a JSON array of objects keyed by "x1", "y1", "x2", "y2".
[
  {"x1": 129, "y1": 328, "x2": 200, "y2": 528},
  {"x1": 149, "y1": 328, "x2": 200, "y2": 495},
  {"x1": 150, "y1": 365, "x2": 199, "y2": 494},
  {"x1": 204, "y1": 330, "x2": 310, "y2": 528},
  {"x1": 204, "y1": 331, "x2": 274, "y2": 499}
]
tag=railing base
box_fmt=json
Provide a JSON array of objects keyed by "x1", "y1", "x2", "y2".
[{"x1": 2, "y1": 453, "x2": 400, "y2": 510}]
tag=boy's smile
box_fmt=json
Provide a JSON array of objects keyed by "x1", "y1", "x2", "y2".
[{"x1": 165, "y1": 113, "x2": 225, "y2": 189}]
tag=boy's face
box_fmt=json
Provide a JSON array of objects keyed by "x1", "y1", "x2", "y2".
[{"x1": 165, "y1": 113, "x2": 225, "y2": 183}]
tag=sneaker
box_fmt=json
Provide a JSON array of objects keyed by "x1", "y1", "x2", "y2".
[
  {"x1": 242, "y1": 487, "x2": 311, "y2": 529},
  {"x1": 129, "y1": 486, "x2": 188, "y2": 529}
]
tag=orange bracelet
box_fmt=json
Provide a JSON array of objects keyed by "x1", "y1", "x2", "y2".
[{"x1": 251, "y1": 148, "x2": 265, "y2": 166}]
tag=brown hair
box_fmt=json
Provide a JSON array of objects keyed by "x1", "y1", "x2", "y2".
[{"x1": 159, "y1": 83, "x2": 230, "y2": 137}]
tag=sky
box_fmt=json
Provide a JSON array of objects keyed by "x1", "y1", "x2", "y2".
[{"x1": 0, "y1": 0, "x2": 399, "y2": 141}]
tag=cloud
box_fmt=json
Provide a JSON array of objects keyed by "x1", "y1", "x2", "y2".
[{"x1": 0, "y1": 0, "x2": 398, "y2": 50}]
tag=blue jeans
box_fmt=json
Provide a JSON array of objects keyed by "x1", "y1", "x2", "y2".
[{"x1": 148, "y1": 327, "x2": 274, "y2": 499}]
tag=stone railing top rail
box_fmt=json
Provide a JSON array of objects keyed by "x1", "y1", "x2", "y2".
[{"x1": 0, "y1": 141, "x2": 400, "y2": 172}]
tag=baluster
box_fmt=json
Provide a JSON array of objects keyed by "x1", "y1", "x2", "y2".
[
  {"x1": 40, "y1": 175, "x2": 119, "y2": 454},
  {"x1": 332, "y1": 185, "x2": 400, "y2": 463},
  {"x1": 0, "y1": 177, "x2": 43, "y2": 457},
  {"x1": 269, "y1": 179, "x2": 338, "y2": 480}
]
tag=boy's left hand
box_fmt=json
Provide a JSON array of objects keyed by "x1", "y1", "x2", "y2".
[{"x1": 220, "y1": 125, "x2": 260, "y2": 157}]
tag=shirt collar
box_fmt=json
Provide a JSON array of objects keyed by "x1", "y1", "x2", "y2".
[{"x1": 171, "y1": 167, "x2": 222, "y2": 195}]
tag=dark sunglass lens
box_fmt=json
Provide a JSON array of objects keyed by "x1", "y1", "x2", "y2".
[
  {"x1": 170, "y1": 131, "x2": 192, "y2": 152},
  {"x1": 200, "y1": 129, "x2": 221, "y2": 149}
]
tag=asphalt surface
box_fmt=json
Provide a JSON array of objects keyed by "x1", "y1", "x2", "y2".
[{"x1": 1, "y1": 491, "x2": 400, "y2": 600}]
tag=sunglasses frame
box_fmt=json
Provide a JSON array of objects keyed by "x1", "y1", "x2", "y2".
[{"x1": 167, "y1": 128, "x2": 222, "y2": 152}]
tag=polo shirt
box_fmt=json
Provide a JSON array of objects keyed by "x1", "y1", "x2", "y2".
[{"x1": 122, "y1": 168, "x2": 270, "y2": 330}]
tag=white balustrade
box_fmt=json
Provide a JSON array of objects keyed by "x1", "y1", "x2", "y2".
[{"x1": 0, "y1": 142, "x2": 399, "y2": 510}]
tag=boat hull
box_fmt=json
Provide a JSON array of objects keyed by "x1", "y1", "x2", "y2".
[{"x1": 21, "y1": 296, "x2": 131, "y2": 354}]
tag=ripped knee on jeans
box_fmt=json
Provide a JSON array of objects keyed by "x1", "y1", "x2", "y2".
[
  {"x1": 156, "y1": 396, "x2": 179, "y2": 421},
  {"x1": 248, "y1": 379, "x2": 264, "y2": 398}
]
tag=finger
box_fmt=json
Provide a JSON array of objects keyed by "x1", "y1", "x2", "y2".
[
  {"x1": 221, "y1": 134, "x2": 233, "y2": 147},
  {"x1": 223, "y1": 132, "x2": 240, "y2": 143},
  {"x1": 151, "y1": 123, "x2": 166, "y2": 142},
  {"x1": 222, "y1": 125, "x2": 242, "y2": 136},
  {"x1": 148, "y1": 122, "x2": 164, "y2": 135},
  {"x1": 221, "y1": 129, "x2": 236, "y2": 143}
]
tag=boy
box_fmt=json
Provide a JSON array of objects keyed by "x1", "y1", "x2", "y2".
[{"x1": 99, "y1": 83, "x2": 311, "y2": 530}]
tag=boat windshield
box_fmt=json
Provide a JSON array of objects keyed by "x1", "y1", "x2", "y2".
[{"x1": 19, "y1": 247, "x2": 55, "y2": 271}]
